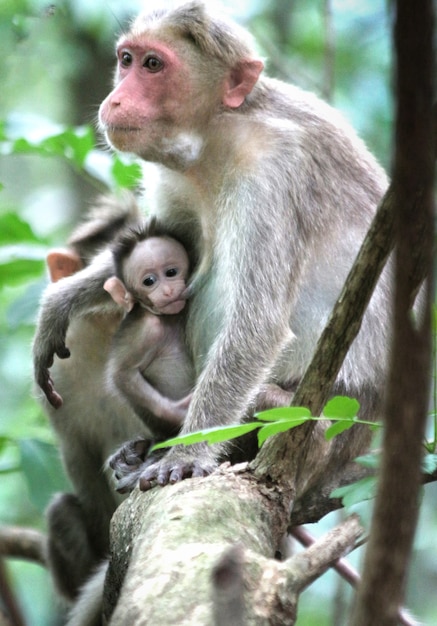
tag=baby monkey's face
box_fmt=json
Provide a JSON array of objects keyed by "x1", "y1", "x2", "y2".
[{"x1": 124, "y1": 236, "x2": 189, "y2": 315}]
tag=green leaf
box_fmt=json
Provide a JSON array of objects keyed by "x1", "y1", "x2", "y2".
[
  {"x1": 61, "y1": 126, "x2": 95, "y2": 167},
  {"x1": 111, "y1": 157, "x2": 142, "y2": 189},
  {"x1": 258, "y1": 416, "x2": 309, "y2": 446},
  {"x1": 0, "y1": 245, "x2": 46, "y2": 287},
  {"x1": 0, "y1": 212, "x2": 41, "y2": 244},
  {"x1": 152, "y1": 422, "x2": 262, "y2": 450},
  {"x1": 0, "y1": 258, "x2": 45, "y2": 287},
  {"x1": 323, "y1": 395, "x2": 360, "y2": 419},
  {"x1": 255, "y1": 406, "x2": 311, "y2": 422},
  {"x1": 18, "y1": 439, "x2": 69, "y2": 512},
  {"x1": 331, "y1": 475, "x2": 378, "y2": 507},
  {"x1": 324, "y1": 418, "x2": 356, "y2": 440},
  {"x1": 6, "y1": 116, "x2": 95, "y2": 168},
  {"x1": 355, "y1": 452, "x2": 380, "y2": 470}
]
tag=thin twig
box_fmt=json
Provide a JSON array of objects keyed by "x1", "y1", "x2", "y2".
[{"x1": 291, "y1": 526, "x2": 421, "y2": 626}]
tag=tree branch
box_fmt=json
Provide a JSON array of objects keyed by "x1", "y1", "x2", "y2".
[
  {"x1": 292, "y1": 526, "x2": 421, "y2": 626},
  {"x1": 0, "y1": 526, "x2": 46, "y2": 566},
  {"x1": 106, "y1": 479, "x2": 363, "y2": 625}
]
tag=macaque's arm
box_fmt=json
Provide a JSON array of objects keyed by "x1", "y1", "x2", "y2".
[{"x1": 33, "y1": 249, "x2": 116, "y2": 407}]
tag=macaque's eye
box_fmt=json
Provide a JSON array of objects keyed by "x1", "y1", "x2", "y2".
[
  {"x1": 143, "y1": 55, "x2": 163, "y2": 72},
  {"x1": 120, "y1": 51, "x2": 133, "y2": 67},
  {"x1": 165, "y1": 268, "x2": 178, "y2": 278},
  {"x1": 143, "y1": 275, "x2": 157, "y2": 287}
]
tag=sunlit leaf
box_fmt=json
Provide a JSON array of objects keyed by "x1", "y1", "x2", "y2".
[
  {"x1": 111, "y1": 157, "x2": 142, "y2": 189},
  {"x1": 255, "y1": 406, "x2": 311, "y2": 422},
  {"x1": 324, "y1": 418, "x2": 355, "y2": 441},
  {"x1": 152, "y1": 422, "x2": 262, "y2": 450},
  {"x1": 0, "y1": 258, "x2": 45, "y2": 286},
  {"x1": 6, "y1": 116, "x2": 95, "y2": 168},
  {"x1": 258, "y1": 416, "x2": 309, "y2": 446},
  {"x1": 61, "y1": 126, "x2": 95, "y2": 166},
  {"x1": 0, "y1": 212, "x2": 41, "y2": 244},
  {"x1": 323, "y1": 396, "x2": 360, "y2": 419}
]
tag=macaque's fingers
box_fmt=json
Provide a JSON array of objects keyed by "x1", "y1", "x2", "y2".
[
  {"x1": 115, "y1": 470, "x2": 143, "y2": 494},
  {"x1": 36, "y1": 367, "x2": 63, "y2": 408},
  {"x1": 55, "y1": 345, "x2": 71, "y2": 360},
  {"x1": 47, "y1": 386, "x2": 64, "y2": 409},
  {"x1": 139, "y1": 446, "x2": 218, "y2": 489},
  {"x1": 33, "y1": 336, "x2": 70, "y2": 405}
]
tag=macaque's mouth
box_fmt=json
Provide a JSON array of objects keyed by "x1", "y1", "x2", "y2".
[
  {"x1": 106, "y1": 126, "x2": 142, "y2": 133},
  {"x1": 158, "y1": 298, "x2": 186, "y2": 314}
]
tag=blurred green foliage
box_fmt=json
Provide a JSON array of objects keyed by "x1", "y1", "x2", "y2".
[{"x1": 0, "y1": 1, "x2": 435, "y2": 625}]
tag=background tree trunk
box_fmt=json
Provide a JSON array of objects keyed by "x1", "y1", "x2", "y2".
[{"x1": 350, "y1": 0, "x2": 435, "y2": 624}]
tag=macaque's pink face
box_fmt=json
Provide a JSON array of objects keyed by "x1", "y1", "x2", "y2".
[
  {"x1": 124, "y1": 237, "x2": 189, "y2": 315},
  {"x1": 98, "y1": 32, "x2": 211, "y2": 162}
]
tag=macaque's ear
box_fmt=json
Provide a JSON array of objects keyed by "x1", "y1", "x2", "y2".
[
  {"x1": 47, "y1": 249, "x2": 82, "y2": 283},
  {"x1": 103, "y1": 276, "x2": 135, "y2": 312},
  {"x1": 222, "y1": 59, "x2": 264, "y2": 108}
]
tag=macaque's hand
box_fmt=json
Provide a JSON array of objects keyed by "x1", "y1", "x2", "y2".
[
  {"x1": 138, "y1": 443, "x2": 218, "y2": 491},
  {"x1": 33, "y1": 337, "x2": 71, "y2": 408}
]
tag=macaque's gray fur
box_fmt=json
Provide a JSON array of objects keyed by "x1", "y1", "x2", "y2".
[
  {"x1": 34, "y1": 0, "x2": 390, "y2": 491},
  {"x1": 32, "y1": 2, "x2": 393, "y2": 621}
]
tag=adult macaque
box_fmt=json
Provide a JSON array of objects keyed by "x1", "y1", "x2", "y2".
[
  {"x1": 104, "y1": 219, "x2": 194, "y2": 439},
  {"x1": 34, "y1": 1, "x2": 390, "y2": 500},
  {"x1": 40, "y1": 196, "x2": 155, "y2": 601}
]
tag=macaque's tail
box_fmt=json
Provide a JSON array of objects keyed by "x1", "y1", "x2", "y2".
[
  {"x1": 68, "y1": 192, "x2": 142, "y2": 266},
  {"x1": 66, "y1": 561, "x2": 107, "y2": 626}
]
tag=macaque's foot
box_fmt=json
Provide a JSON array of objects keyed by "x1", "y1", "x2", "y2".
[
  {"x1": 108, "y1": 438, "x2": 165, "y2": 493},
  {"x1": 138, "y1": 445, "x2": 218, "y2": 491}
]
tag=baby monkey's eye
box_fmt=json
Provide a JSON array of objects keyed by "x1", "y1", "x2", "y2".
[
  {"x1": 143, "y1": 276, "x2": 157, "y2": 287},
  {"x1": 165, "y1": 268, "x2": 178, "y2": 278}
]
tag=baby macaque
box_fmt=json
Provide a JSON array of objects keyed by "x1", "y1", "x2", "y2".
[{"x1": 104, "y1": 219, "x2": 194, "y2": 439}]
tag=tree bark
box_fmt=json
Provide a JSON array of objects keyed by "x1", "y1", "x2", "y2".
[{"x1": 105, "y1": 466, "x2": 362, "y2": 625}]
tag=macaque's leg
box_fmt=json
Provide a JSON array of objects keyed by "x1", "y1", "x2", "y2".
[
  {"x1": 46, "y1": 437, "x2": 121, "y2": 599},
  {"x1": 47, "y1": 494, "x2": 103, "y2": 600},
  {"x1": 253, "y1": 383, "x2": 296, "y2": 413}
]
